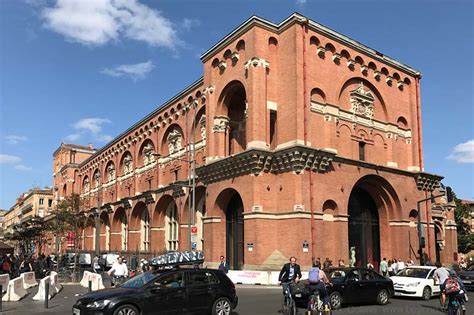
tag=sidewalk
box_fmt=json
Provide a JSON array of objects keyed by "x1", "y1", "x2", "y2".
[{"x1": 1, "y1": 284, "x2": 87, "y2": 315}]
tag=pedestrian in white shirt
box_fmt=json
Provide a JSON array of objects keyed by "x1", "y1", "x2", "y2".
[
  {"x1": 397, "y1": 258, "x2": 406, "y2": 271},
  {"x1": 108, "y1": 257, "x2": 128, "y2": 286}
]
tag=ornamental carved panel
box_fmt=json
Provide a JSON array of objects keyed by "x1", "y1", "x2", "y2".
[{"x1": 350, "y1": 82, "x2": 375, "y2": 118}]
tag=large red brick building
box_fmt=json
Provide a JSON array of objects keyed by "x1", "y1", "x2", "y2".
[{"x1": 52, "y1": 13, "x2": 457, "y2": 270}]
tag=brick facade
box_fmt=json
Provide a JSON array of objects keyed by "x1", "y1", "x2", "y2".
[{"x1": 51, "y1": 13, "x2": 457, "y2": 270}]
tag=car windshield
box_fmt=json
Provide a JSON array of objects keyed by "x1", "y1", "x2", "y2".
[
  {"x1": 326, "y1": 269, "x2": 347, "y2": 281},
  {"x1": 121, "y1": 272, "x2": 156, "y2": 289},
  {"x1": 396, "y1": 268, "x2": 430, "y2": 278}
]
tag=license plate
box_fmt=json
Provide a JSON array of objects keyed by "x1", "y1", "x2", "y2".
[
  {"x1": 73, "y1": 308, "x2": 81, "y2": 315},
  {"x1": 394, "y1": 292, "x2": 401, "y2": 296},
  {"x1": 295, "y1": 293, "x2": 302, "y2": 298},
  {"x1": 463, "y1": 280, "x2": 472, "y2": 284}
]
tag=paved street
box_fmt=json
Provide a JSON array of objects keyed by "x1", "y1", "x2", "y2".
[{"x1": 1, "y1": 283, "x2": 472, "y2": 315}]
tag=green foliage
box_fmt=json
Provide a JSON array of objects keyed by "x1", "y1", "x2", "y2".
[
  {"x1": 453, "y1": 192, "x2": 473, "y2": 254},
  {"x1": 5, "y1": 217, "x2": 48, "y2": 255}
]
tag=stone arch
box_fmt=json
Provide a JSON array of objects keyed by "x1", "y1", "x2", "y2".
[
  {"x1": 310, "y1": 88, "x2": 326, "y2": 104},
  {"x1": 409, "y1": 209, "x2": 418, "y2": 221},
  {"x1": 322, "y1": 199, "x2": 338, "y2": 214},
  {"x1": 112, "y1": 207, "x2": 128, "y2": 251},
  {"x1": 236, "y1": 39, "x2": 245, "y2": 51},
  {"x1": 100, "y1": 211, "x2": 111, "y2": 251},
  {"x1": 324, "y1": 43, "x2": 336, "y2": 53},
  {"x1": 309, "y1": 35, "x2": 320, "y2": 46},
  {"x1": 193, "y1": 106, "x2": 206, "y2": 142},
  {"x1": 82, "y1": 175, "x2": 90, "y2": 192},
  {"x1": 336, "y1": 124, "x2": 353, "y2": 158},
  {"x1": 129, "y1": 202, "x2": 150, "y2": 252},
  {"x1": 269, "y1": 36, "x2": 278, "y2": 46},
  {"x1": 119, "y1": 151, "x2": 133, "y2": 176},
  {"x1": 338, "y1": 77, "x2": 388, "y2": 121},
  {"x1": 397, "y1": 116, "x2": 408, "y2": 129},
  {"x1": 84, "y1": 214, "x2": 96, "y2": 251},
  {"x1": 217, "y1": 80, "x2": 247, "y2": 155},
  {"x1": 137, "y1": 139, "x2": 156, "y2": 167},
  {"x1": 161, "y1": 124, "x2": 185, "y2": 156},
  {"x1": 104, "y1": 161, "x2": 116, "y2": 183},
  {"x1": 341, "y1": 49, "x2": 351, "y2": 60},
  {"x1": 92, "y1": 168, "x2": 101, "y2": 188},
  {"x1": 348, "y1": 175, "x2": 402, "y2": 268},
  {"x1": 214, "y1": 188, "x2": 245, "y2": 270},
  {"x1": 355, "y1": 56, "x2": 364, "y2": 65},
  {"x1": 368, "y1": 62, "x2": 377, "y2": 71}
]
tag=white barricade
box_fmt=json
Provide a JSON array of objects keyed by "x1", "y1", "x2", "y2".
[
  {"x1": 0, "y1": 274, "x2": 10, "y2": 292},
  {"x1": 79, "y1": 271, "x2": 92, "y2": 288},
  {"x1": 79, "y1": 271, "x2": 104, "y2": 291},
  {"x1": 227, "y1": 270, "x2": 270, "y2": 285},
  {"x1": 20, "y1": 272, "x2": 37, "y2": 289},
  {"x1": 50, "y1": 271, "x2": 62, "y2": 294},
  {"x1": 89, "y1": 272, "x2": 105, "y2": 291},
  {"x1": 32, "y1": 276, "x2": 54, "y2": 301},
  {"x1": 4, "y1": 277, "x2": 27, "y2": 301}
]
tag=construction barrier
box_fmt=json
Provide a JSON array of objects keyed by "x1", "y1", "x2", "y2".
[
  {"x1": 0, "y1": 274, "x2": 9, "y2": 292},
  {"x1": 20, "y1": 272, "x2": 38, "y2": 289},
  {"x1": 49, "y1": 271, "x2": 62, "y2": 294},
  {"x1": 79, "y1": 271, "x2": 92, "y2": 288},
  {"x1": 32, "y1": 276, "x2": 54, "y2": 301},
  {"x1": 79, "y1": 271, "x2": 104, "y2": 291},
  {"x1": 3, "y1": 277, "x2": 27, "y2": 301},
  {"x1": 227, "y1": 270, "x2": 310, "y2": 285}
]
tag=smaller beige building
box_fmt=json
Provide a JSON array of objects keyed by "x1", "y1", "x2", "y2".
[{"x1": 3, "y1": 189, "x2": 54, "y2": 242}]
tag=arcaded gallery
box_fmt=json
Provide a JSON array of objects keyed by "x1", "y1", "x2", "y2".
[{"x1": 51, "y1": 13, "x2": 457, "y2": 270}]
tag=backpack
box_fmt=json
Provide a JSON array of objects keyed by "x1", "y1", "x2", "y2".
[
  {"x1": 444, "y1": 276, "x2": 460, "y2": 294},
  {"x1": 308, "y1": 267, "x2": 320, "y2": 283}
]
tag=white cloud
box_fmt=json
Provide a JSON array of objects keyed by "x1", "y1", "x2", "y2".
[
  {"x1": 4, "y1": 135, "x2": 28, "y2": 145},
  {"x1": 42, "y1": 0, "x2": 181, "y2": 48},
  {"x1": 65, "y1": 117, "x2": 112, "y2": 144},
  {"x1": 182, "y1": 18, "x2": 201, "y2": 31},
  {"x1": 14, "y1": 164, "x2": 32, "y2": 171},
  {"x1": 447, "y1": 139, "x2": 474, "y2": 163},
  {"x1": 101, "y1": 60, "x2": 155, "y2": 81},
  {"x1": 0, "y1": 154, "x2": 21, "y2": 164}
]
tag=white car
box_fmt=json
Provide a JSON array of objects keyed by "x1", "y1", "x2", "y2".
[{"x1": 390, "y1": 266, "x2": 441, "y2": 300}]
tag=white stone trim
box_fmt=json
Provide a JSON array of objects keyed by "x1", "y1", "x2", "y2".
[
  {"x1": 151, "y1": 227, "x2": 165, "y2": 231},
  {"x1": 389, "y1": 221, "x2": 411, "y2": 227},
  {"x1": 252, "y1": 206, "x2": 263, "y2": 212},
  {"x1": 408, "y1": 166, "x2": 421, "y2": 172},
  {"x1": 387, "y1": 161, "x2": 398, "y2": 168},
  {"x1": 275, "y1": 140, "x2": 307, "y2": 150},
  {"x1": 294, "y1": 205, "x2": 304, "y2": 212},
  {"x1": 267, "y1": 101, "x2": 277, "y2": 111},
  {"x1": 244, "y1": 57, "x2": 269, "y2": 69},
  {"x1": 247, "y1": 141, "x2": 269, "y2": 150},
  {"x1": 323, "y1": 148, "x2": 338, "y2": 154},
  {"x1": 202, "y1": 217, "x2": 222, "y2": 223}
]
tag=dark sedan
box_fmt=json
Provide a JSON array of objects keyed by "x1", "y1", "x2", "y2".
[
  {"x1": 72, "y1": 268, "x2": 238, "y2": 315},
  {"x1": 294, "y1": 267, "x2": 394, "y2": 310},
  {"x1": 459, "y1": 264, "x2": 474, "y2": 291}
]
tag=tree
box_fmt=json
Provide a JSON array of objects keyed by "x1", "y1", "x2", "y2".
[
  {"x1": 46, "y1": 193, "x2": 93, "y2": 276},
  {"x1": 5, "y1": 217, "x2": 48, "y2": 255},
  {"x1": 453, "y1": 192, "x2": 473, "y2": 254}
]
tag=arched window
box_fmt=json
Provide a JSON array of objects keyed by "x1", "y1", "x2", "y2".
[
  {"x1": 93, "y1": 170, "x2": 101, "y2": 188},
  {"x1": 166, "y1": 204, "x2": 179, "y2": 250},
  {"x1": 106, "y1": 162, "x2": 116, "y2": 182},
  {"x1": 141, "y1": 210, "x2": 150, "y2": 251},
  {"x1": 121, "y1": 152, "x2": 133, "y2": 175},
  {"x1": 83, "y1": 176, "x2": 90, "y2": 192}
]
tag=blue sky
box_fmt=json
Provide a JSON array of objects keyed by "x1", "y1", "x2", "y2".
[{"x1": 0, "y1": 0, "x2": 472, "y2": 210}]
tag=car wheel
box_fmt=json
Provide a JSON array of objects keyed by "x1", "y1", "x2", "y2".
[
  {"x1": 113, "y1": 304, "x2": 139, "y2": 315},
  {"x1": 421, "y1": 286, "x2": 432, "y2": 301},
  {"x1": 376, "y1": 289, "x2": 389, "y2": 305},
  {"x1": 212, "y1": 297, "x2": 232, "y2": 315},
  {"x1": 329, "y1": 291, "x2": 342, "y2": 310}
]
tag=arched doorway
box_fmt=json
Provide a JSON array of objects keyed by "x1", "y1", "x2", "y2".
[
  {"x1": 112, "y1": 208, "x2": 128, "y2": 252},
  {"x1": 348, "y1": 187, "x2": 380, "y2": 268},
  {"x1": 226, "y1": 193, "x2": 244, "y2": 270}
]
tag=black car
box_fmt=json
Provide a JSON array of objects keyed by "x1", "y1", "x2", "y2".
[
  {"x1": 72, "y1": 268, "x2": 238, "y2": 315},
  {"x1": 459, "y1": 264, "x2": 474, "y2": 291},
  {"x1": 294, "y1": 267, "x2": 394, "y2": 310}
]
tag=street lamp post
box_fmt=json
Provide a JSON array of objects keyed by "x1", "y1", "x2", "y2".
[{"x1": 94, "y1": 176, "x2": 101, "y2": 259}]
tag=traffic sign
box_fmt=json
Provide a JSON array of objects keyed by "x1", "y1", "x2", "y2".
[{"x1": 191, "y1": 226, "x2": 197, "y2": 234}]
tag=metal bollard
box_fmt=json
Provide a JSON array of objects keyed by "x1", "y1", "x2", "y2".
[
  {"x1": 88, "y1": 279, "x2": 92, "y2": 292},
  {"x1": 44, "y1": 281, "x2": 49, "y2": 309},
  {"x1": 0, "y1": 284, "x2": 3, "y2": 312}
]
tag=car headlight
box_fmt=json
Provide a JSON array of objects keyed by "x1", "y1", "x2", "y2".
[
  {"x1": 405, "y1": 282, "x2": 420, "y2": 287},
  {"x1": 86, "y1": 299, "x2": 111, "y2": 309}
]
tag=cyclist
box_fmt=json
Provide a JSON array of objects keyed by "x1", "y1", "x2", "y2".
[
  {"x1": 443, "y1": 270, "x2": 467, "y2": 315},
  {"x1": 306, "y1": 260, "x2": 332, "y2": 314},
  {"x1": 278, "y1": 256, "x2": 302, "y2": 296},
  {"x1": 433, "y1": 262, "x2": 450, "y2": 310}
]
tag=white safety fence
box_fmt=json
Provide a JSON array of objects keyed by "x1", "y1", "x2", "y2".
[
  {"x1": 80, "y1": 271, "x2": 105, "y2": 291},
  {"x1": 2, "y1": 277, "x2": 27, "y2": 301},
  {"x1": 32, "y1": 272, "x2": 63, "y2": 301},
  {"x1": 20, "y1": 272, "x2": 38, "y2": 289},
  {"x1": 227, "y1": 270, "x2": 309, "y2": 285}
]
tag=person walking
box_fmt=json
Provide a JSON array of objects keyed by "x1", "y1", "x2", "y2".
[
  {"x1": 92, "y1": 255, "x2": 101, "y2": 273},
  {"x1": 380, "y1": 257, "x2": 389, "y2": 277},
  {"x1": 108, "y1": 257, "x2": 128, "y2": 286},
  {"x1": 218, "y1": 256, "x2": 229, "y2": 274}
]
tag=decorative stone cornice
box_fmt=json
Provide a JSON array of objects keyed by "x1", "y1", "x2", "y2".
[
  {"x1": 143, "y1": 191, "x2": 155, "y2": 205},
  {"x1": 121, "y1": 199, "x2": 132, "y2": 210},
  {"x1": 244, "y1": 57, "x2": 269, "y2": 70},
  {"x1": 212, "y1": 116, "x2": 230, "y2": 133},
  {"x1": 101, "y1": 204, "x2": 113, "y2": 213},
  {"x1": 196, "y1": 145, "x2": 335, "y2": 185},
  {"x1": 416, "y1": 172, "x2": 443, "y2": 192}
]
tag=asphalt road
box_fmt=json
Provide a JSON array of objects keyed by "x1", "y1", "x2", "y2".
[{"x1": 1, "y1": 284, "x2": 472, "y2": 315}]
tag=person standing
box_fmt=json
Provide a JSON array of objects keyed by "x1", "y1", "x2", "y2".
[
  {"x1": 108, "y1": 257, "x2": 128, "y2": 286},
  {"x1": 380, "y1": 258, "x2": 388, "y2": 277},
  {"x1": 278, "y1": 257, "x2": 302, "y2": 295},
  {"x1": 92, "y1": 255, "x2": 100, "y2": 273},
  {"x1": 397, "y1": 258, "x2": 406, "y2": 271},
  {"x1": 218, "y1": 256, "x2": 229, "y2": 274},
  {"x1": 433, "y1": 262, "x2": 450, "y2": 309}
]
